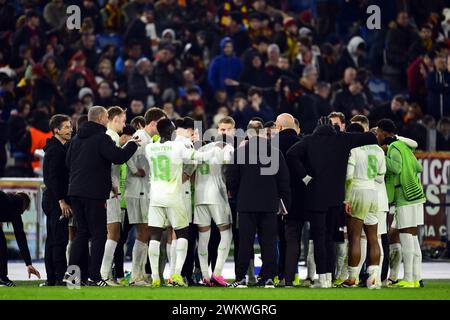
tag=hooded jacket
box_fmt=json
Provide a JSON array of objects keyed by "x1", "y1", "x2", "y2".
[
  {"x1": 207, "y1": 37, "x2": 243, "y2": 93},
  {"x1": 337, "y1": 36, "x2": 366, "y2": 75},
  {"x1": 287, "y1": 125, "x2": 377, "y2": 212},
  {"x1": 43, "y1": 136, "x2": 69, "y2": 202},
  {"x1": 66, "y1": 121, "x2": 137, "y2": 200}
]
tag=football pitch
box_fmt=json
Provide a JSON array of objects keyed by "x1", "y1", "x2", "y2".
[{"x1": 1, "y1": 280, "x2": 449, "y2": 300}]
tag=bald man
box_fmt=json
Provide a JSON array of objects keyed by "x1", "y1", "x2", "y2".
[{"x1": 274, "y1": 113, "x2": 306, "y2": 287}]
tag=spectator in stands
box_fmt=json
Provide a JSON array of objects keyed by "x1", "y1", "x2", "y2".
[
  {"x1": 43, "y1": 0, "x2": 67, "y2": 32},
  {"x1": 18, "y1": 110, "x2": 52, "y2": 175},
  {"x1": 128, "y1": 58, "x2": 156, "y2": 108},
  {"x1": 437, "y1": 117, "x2": 450, "y2": 151},
  {"x1": 385, "y1": 11, "x2": 418, "y2": 89},
  {"x1": 124, "y1": 5, "x2": 154, "y2": 57},
  {"x1": 426, "y1": 54, "x2": 450, "y2": 120},
  {"x1": 207, "y1": 37, "x2": 243, "y2": 96},
  {"x1": 332, "y1": 79, "x2": 369, "y2": 119},
  {"x1": 369, "y1": 94, "x2": 408, "y2": 130},
  {"x1": 408, "y1": 24, "x2": 434, "y2": 63},
  {"x1": 96, "y1": 81, "x2": 118, "y2": 107},
  {"x1": 232, "y1": 87, "x2": 274, "y2": 130},
  {"x1": 11, "y1": 10, "x2": 46, "y2": 69},
  {"x1": 337, "y1": 36, "x2": 366, "y2": 76},
  {"x1": 101, "y1": 0, "x2": 125, "y2": 34},
  {"x1": 228, "y1": 11, "x2": 251, "y2": 57},
  {"x1": 407, "y1": 50, "x2": 435, "y2": 110}
]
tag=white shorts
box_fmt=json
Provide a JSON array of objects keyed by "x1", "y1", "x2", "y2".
[
  {"x1": 194, "y1": 204, "x2": 232, "y2": 227},
  {"x1": 393, "y1": 203, "x2": 424, "y2": 229},
  {"x1": 363, "y1": 211, "x2": 378, "y2": 226},
  {"x1": 348, "y1": 188, "x2": 378, "y2": 221},
  {"x1": 377, "y1": 211, "x2": 387, "y2": 235},
  {"x1": 148, "y1": 205, "x2": 189, "y2": 230},
  {"x1": 182, "y1": 184, "x2": 193, "y2": 223},
  {"x1": 107, "y1": 197, "x2": 124, "y2": 224},
  {"x1": 126, "y1": 197, "x2": 150, "y2": 225}
]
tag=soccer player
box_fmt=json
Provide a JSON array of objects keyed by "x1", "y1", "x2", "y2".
[
  {"x1": 340, "y1": 123, "x2": 386, "y2": 289},
  {"x1": 194, "y1": 134, "x2": 234, "y2": 286},
  {"x1": 376, "y1": 119, "x2": 425, "y2": 288},
  {"x1": 125, "y1": 108, "x2": 166, "y2": 286},
  {"x1": 100, "y1": 107, "x2": 127, "y2": 285},
  {"x1": 145, "y1": 119, "x2": 223, "y2": 287}
]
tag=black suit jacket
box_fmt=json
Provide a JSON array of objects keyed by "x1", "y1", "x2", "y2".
[
  {"x1": 226, "y1": 137, "x2": 291, "y2": 213},
  {"x1": 287, "y1": 125, "x2": 377, "y2": 212},
  {"x1": 275, "y1": 129, "x2": 306, "y2": 221}
]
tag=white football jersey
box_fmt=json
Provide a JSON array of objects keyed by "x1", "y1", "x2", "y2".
[
  {"x1": 145, "y1": 139, "x2": 219, "y2": 207},
  {"x1": 346, "y1": 144, "x2": 386, "y2": 190},
  {"x1": 195, "y1": 142, "x2": 234, "y2": 205},
  {"x1": 125, "y1": 129, "x2": 153, "y2": 198},
  {"x1": 106, "y1": 129, "x2": 120, "y2": 193}
]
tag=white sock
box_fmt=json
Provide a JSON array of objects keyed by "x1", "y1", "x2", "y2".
[
  {"x1": 131, "y1": 240, "x2": 147, "y2": 281},
  {"x1": 140, "y1": 243, "x2": 149, "y2": 279},
  {"x1": 377, "y1": 237, "x2": 383, "y2": 285},
  {"x1": 307, "y1": 240, "x2": 316, "y2": 280},
  {"x1": 399, "y1": 233, "x2": 414, "y2": 282},
  {"x1": 335, "y1": 240, "x2": 348, "y2": 280},
  {"x1": 389, "y1": 243, "x2": 402, "y2": 280},
  {"x1": 214, "y1": 229, "x2": 232, "y2": 276},
  {"x1": 148, "y1": 240, "x2": 160, "y2": 281},
  {"x1": 348, "y1": 266, "x2": 359, "y2": 280},
  {"x1": 355, "y1": 238, "x2": 367, "y2": 279},
  {"x1": 66, "y1": 240, "x2": 73, "y2": 264},
  {"x1": 174, "y1": 238, "x2": 188, "y2": 275},
  {"x1": 367, "y1": 265, "x2": 380, "y2": 286},
  {"x1": 412, "y1": 235, "x2": 422, "y2": 281},
  {"x1": 170, "y1": 239, "x2": 177, "y2": 276},
  {"x1": 100, "y1": 239, "x2": 117, "y2": 280},
  {"x1": 198, "y1": 230, "x2": 210, "y2": 279}
]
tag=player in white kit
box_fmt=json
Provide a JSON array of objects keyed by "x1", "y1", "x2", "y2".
[
  {"x1": 125, "y1": 108, "x2": 166, "y2": 286},
  {"x1": 194, "y1": 139, "x2": 234, "y2": 287},
  {"x1": 145, "y1": 119, "x2": 223, "y2": 287},
  {"x1": 100, "y1": 107, "x2": 127, "y2": 285},
  {"x1": 340, "y1": 123, "x2": 386, "y2": 289}
]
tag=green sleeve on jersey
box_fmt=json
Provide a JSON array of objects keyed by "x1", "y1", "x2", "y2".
[{"x1": 119, "y1": 164, "x2": 127, "y2": 209}]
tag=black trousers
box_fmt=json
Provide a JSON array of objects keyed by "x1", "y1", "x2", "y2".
[
  {"x1": 113, "y1": 210, "x2": 132, "y2": 279},
  {"x1": 236, "y1": 212, "x2": 277, "y2": 282},
  {"x1": 310, "y1": 206, "x2": 340, "y2": 275},
  {"x1": 69, "y1": 196, "x2": 107, "y2": 282},
  {"x1": 277, "y1": 215, "x2": 286, "y2": 280},
  {"x1": 0, "y1": 226, "x2": 8, "y2": 279},
  {"x1": 208, "y1": 221, "x2": 220, "y2": 271},
  {"x1": 42, "y1": 194, "x2": 68, "y2": 283},
  {"x1": 181, "y1": 223, "x2": 198, "y2": 281},
  {"x1": 229, "y1": 199, "x2": 239, "y2": 277},
  {"x1": 284, "y1": 218, "x2": 306, "y2": 282}
]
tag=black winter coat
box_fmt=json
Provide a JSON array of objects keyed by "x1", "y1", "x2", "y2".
[
  {"x1": 66, "y1": 121, "x2": 137, "y2": 200},
  {"x1": 286, "y1": 125, "x2": 377, "y2": 212},
  {"x1": 275, "y1": 129, "x2": 306, "y2": 220}
]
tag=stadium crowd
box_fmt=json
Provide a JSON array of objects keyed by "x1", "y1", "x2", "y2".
[
  {"x1": 0, "y1": 0, "x2": 450, "y2": 177},
  {"x1": 0, "y1": 0, "x2": 449, "y2": 289}
]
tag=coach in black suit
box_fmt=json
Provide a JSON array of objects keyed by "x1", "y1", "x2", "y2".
[
  {"x1": 65, "y1": 106, "x2": 138, "y2": 286},
  {"x1": 227, "y1": 127, "x2": 291, "y2": 287},
  {"x1": 286, "y1": 117, "x2": 377, "y2": 287},
  {"x1": 274, "y1": 113, "x2": 306, "y2": 286}
]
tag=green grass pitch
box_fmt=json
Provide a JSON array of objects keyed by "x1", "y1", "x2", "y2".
[{"x1": 1, "y1": 280, "x2": 449, "y2": 300}]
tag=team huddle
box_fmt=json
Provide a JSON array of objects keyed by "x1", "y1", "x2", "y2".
[{"x1": 1, "y1": 104, "x2": 424, "y2": 290}]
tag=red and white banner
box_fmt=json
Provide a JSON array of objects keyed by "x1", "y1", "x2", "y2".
[{"x1": 416, "y1": 153, "x2": 450, "y2": 247}]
